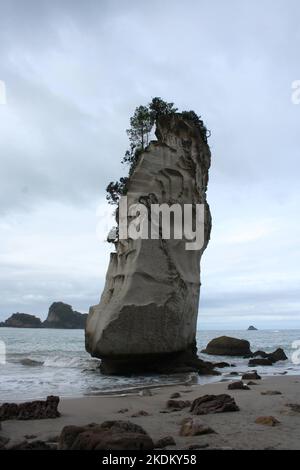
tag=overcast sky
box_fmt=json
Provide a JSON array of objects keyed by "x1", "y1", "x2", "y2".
[{"x1": 0, "y1": 0, "x2": 299, "y2": 329}]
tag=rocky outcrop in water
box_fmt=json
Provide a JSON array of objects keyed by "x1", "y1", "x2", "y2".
[
  {"x1": 0, "y1": 313, "x2": 42, "y2": 328},
  {"x1": 43, "y1": 302, "x2": 87, "y2": 329},
  {"x1": 201, "y1": 336, "x2": 252, "y2": 357},
  {"x1": 0, "y1": 302, "x2": 87, "y2": 329},
  {"x1": 85, "y1": 114, "x2": 212, "y2": 374}
]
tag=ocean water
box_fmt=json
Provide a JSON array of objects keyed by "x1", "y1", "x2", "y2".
[{"x1": 0, "y1": 328, "x2": 299, "y2": 401}]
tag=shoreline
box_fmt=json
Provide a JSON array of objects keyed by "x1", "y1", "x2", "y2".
[{"x1": 1, "y1": 374, "x2": 300, "y2": 449}]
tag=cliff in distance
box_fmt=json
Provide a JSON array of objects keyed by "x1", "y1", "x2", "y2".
[{"x1": 0, "y1": 302, "x2": 87, "y2": 329}]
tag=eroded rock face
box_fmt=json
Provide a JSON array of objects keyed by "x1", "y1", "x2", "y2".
[{"x1": 85, "y1": 114, "x2": 212, "y2": 374}]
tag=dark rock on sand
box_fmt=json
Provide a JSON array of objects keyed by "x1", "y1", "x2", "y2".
[
  {"x1": 155, "y1": 436, "x2": 176, "y2": 448},
  {"x1": 167, "y1": 399, "x2": 191, "y2": 411},
  {"x1": 228, "y1": 381, "x2": 250, "y2": 390},
  {"x1": 170, "y1": 392, "x2": 181, "y2": 399},
  {"x1": 285, "y1": 403, "x2": 300, "y2": 413},
  {"x1": 242, "y1": 371, "x2": 261, "y2": 380},
  {"x1": 190, "y1": 394, "x2": 239, "y2": 415},
  {"x1": 201, "y1": 336, "x2": 252, "y2": 357},
  {"x1": 0, "y1": 395, "x2": 60, "y2": 420},
  {"x1": 131, "y1": 410, "x2": 150, "y2": 417},
  {"x1": 58, "y1": 421, "x2": 154, "y2": 450}
]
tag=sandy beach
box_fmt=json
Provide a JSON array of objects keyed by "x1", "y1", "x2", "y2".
[{"x1": 1, "y1": 374, "x2": 300, "y2": 450}]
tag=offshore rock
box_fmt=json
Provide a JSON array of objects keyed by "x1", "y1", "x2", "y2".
[
  {"x1": 85, "y1": 114, "x2": 212, "y2": 374},
  {"x1": 201, "y1": 336, "x2": 252, "y2": 357}
]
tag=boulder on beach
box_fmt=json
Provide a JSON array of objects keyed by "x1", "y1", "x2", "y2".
[
  {"x1": 58, "y1": 421, "x2": 154, "y2": 450},
  {"x1": 0, "y1": 395, "x2": 60, "y2": 420},
  {"x1": 242, "y1": 371, "x2": 261, "y2": 380},
  {"x1": 180, "y1": 417, "x2": 215, "y2": 436},
  {"x1": 228, "y1": 381, "x2": 250, "y2": 390},
  {"x1": 201, "y1": 336, "x2": 252, "y2": 357},
  {"x1": 255, "y1": 416, "x2": 280, "y2": 426},
  {"x1": 190, "y1": 394, "x2": 239, "y2": 415}
]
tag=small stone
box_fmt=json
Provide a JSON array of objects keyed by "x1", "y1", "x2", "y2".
[
  {"x1": 261, "y1": 390, "x2": 282, "y2": 396},
  {"x1": 228, "y1": 381, "x2": 250, "y2": 390},
  {"x1": 247, "y1": 381, "x2": 258, "y2": 386},
  {"x1": 186, "y1": 443, "x2": 209, "y2": 449},
  {"x1": 139, "y1": 389, "x2": 152, "y2": 397},
  {"x1": 24, "y1": 434, "x2": 37, "y2": 440},
  {"x1": 170, "y1": 392, "x2": 181, "y2": 399},
  {"x1": 180, "y1": 418, "x2": 216, "y2": 437},
  {"x1": 285, "y1": 403, "x2": 300, "y2": 413},
  {"x1": 166, "y1": 399, "x2": 191, "y2": 410},
  {"x1": 131, "y1": 410, "x2": 150, "y2": 417},
  {"x1": 155, "y1": 436, "x2": 176, "y2": 448},
  {"x1": 242, "y1": 371, "x2": 261, "y2": 380},
  {"x1": 255, "y1": 416, "x2": 280, "y2": 426},
  {"x1": 117, "y1": 408, "x2": 129, "y2": 414}
]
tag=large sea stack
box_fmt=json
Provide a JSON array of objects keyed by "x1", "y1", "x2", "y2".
[{"x1": 85, "y1": 113, "x2": 212, "y2": 374}]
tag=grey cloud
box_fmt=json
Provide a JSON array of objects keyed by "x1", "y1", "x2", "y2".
[{"x1": 0, "y1": 0, "x2": 300, "y2": 327}]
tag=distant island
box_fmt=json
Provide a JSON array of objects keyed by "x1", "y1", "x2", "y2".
[
  {"x1": 0, "y1": 302, "x2": 87, "y2": 329},
  {"x1": 247, "y1": 325, "x2": 258, "y2": 331}
]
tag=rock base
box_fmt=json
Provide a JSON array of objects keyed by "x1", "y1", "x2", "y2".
[{"x1": 99, "y1": 343, "x2": 219, "y2": 376}]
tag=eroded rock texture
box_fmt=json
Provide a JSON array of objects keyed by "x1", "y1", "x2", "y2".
[{"x1": 85, "y1": 114, "x2": 212, "y2": 374}]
